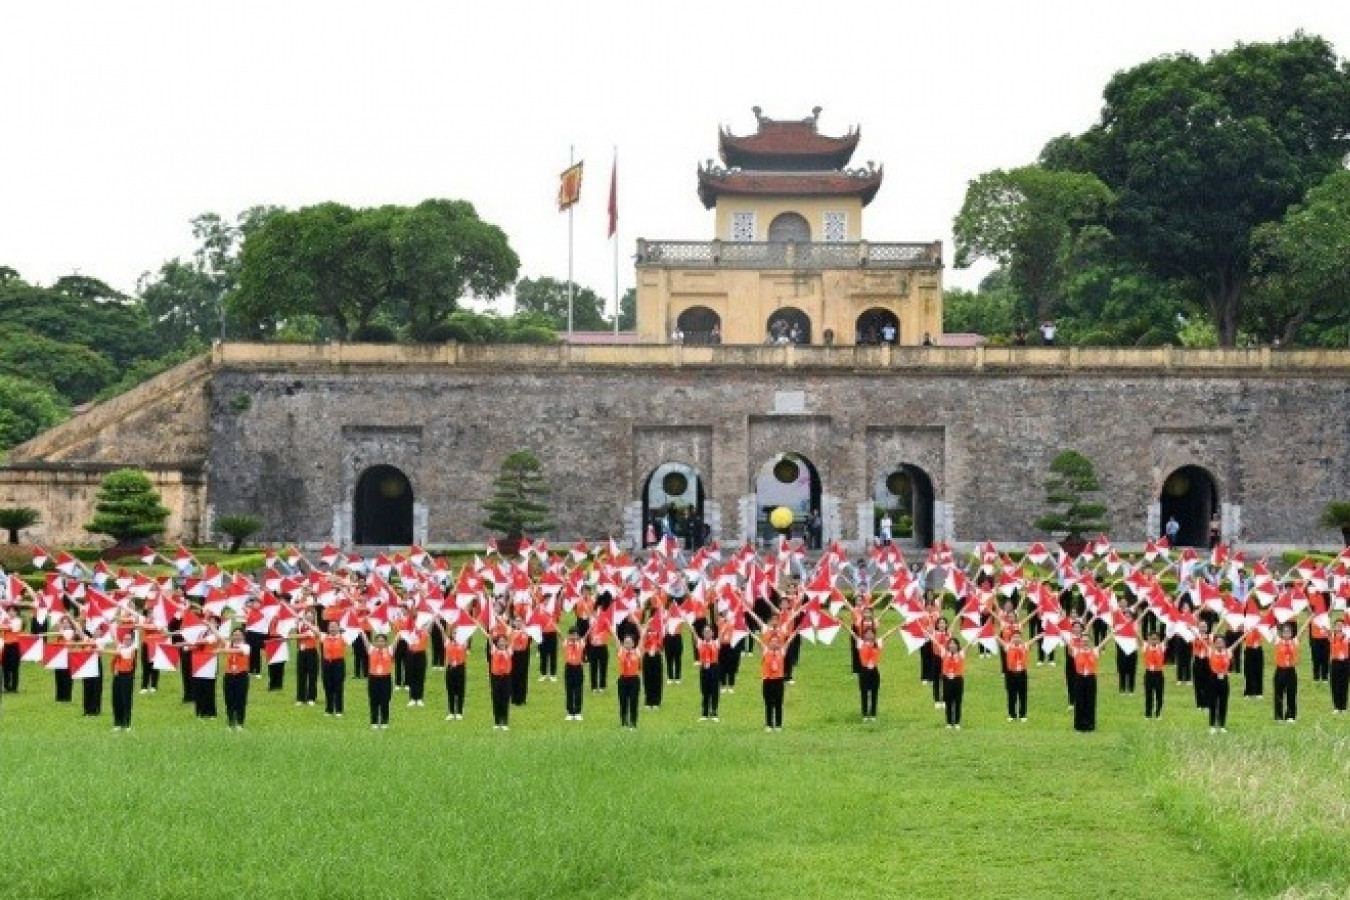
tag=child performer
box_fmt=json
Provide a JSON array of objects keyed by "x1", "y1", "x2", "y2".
[
  {"x1": 1143, "y1": 631, "x2": 1166, "y2": 720},
  {"x1": 562, "y1": 626, "x2": 585, "y2": 721},
  {"x1": 616, "y1": 634, "x2": 641, "y2": 729}
]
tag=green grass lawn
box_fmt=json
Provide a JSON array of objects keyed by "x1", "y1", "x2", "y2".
[{"x1": 2, "y1": 643, "x2": 1346, "y2": 899}]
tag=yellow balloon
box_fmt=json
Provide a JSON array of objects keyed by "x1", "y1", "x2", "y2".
[{"x1": 769, "y1": 506, "x2": 795, "y2": 531}]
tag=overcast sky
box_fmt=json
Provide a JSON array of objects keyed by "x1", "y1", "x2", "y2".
[{"x1": 3, "y1": 1, "x2": 1347, "y2": 316}]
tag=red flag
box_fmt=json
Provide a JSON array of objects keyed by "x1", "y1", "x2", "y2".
[{"x1": 607, "y1": 156, "x2": 618, "y2": 237}]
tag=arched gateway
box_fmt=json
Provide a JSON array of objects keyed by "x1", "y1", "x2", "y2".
[{"x1": 354, "y1": 465, "x2": 414, "y2": 546}]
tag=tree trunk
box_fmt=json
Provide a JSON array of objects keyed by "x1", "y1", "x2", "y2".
[
  {"x1": 229, "y1": 536, "x2": 243, "y2": 554},
  {"x1": 1209, "y1": 269, "x2": 1244, "y2": 347},
  {"x1": 6, "y1": 529, "x2": 18, "y2": 545}
]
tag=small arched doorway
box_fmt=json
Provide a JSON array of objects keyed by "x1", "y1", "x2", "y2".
[
  {"x1": 874, "y1": 464, "x2": 936, "y2": 548},
  {"x1": 676, "y1": 306, "x2": 722, "y2": 345},
  {"x1": 1159, "y1": 465, "x2": 1219, "y2": 547},
  {"x1": 856, "y1": 308, "x2": 900, "y2": 345},
  {"x1": 754, "y1": 453, "x2": 822, "y2": 543},
  {"x1": 354, "y1": 464, "x2": 414, "y2": 546},
  {"x1": 767, "y1": 212, "x2": 811, "y2": 243},
  {"x1": 642, "y1": 463, "x2": 706, "y2": 547},
  {"x1": 766, "y1": 308, "x2": 811, "y2": 345}
]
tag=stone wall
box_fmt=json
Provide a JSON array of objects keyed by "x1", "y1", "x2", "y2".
[
  {"x1": 8, "y1": 343, "x2": 1350, "y2": 550},
  {"x1": 0, "y1": 464, "x2": 207, "y2": 546},
  {"x1": 202, "y1": 344, "x2": 1350, "y2": 549}
]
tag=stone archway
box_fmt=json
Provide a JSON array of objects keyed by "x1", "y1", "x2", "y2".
[
  {"x1": 676, "y1": 306, "x2": 722, "y2": 345},
  {"x1": 856, "y1": 307, "x2": 899, "y2": 345},
  {"x1": 1159, "y1": 465, "x2": 1220, "y2": 547},
  {"x1": 768, "y1": 212, "x2": 811, "y2": 243},
  {"x1": 354, "y1": 464, "x2": 414, "y2": 546},
  {"x1": 641, "y1": 462, "x2": 706, "y2": 548},
  {"x1": 754, "y1": 453, "x2": 822, "y2": 542},
  {"x1": 766, "y1": 307, "x2": 811, "y2": 345},
  {"x1": 874, "y1": 464, "x2": 936, "y2": 548}
]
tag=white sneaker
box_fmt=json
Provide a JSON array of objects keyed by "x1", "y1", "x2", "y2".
[
  {"x1": 139, "y1": 688, "x2": 149, "y2": 695},
  {"x1": 1209, "y1": 727, "x2": 1217, "y2": 734},
  {"x1": 935, "y1": 701, "x2": 943, "y2": 709},
  {"x1": 307, "y1": 701, "x2": 315, "y2": 706},
  {"x1": 372, "y1": 724, "x2": 379, "y2": 730},
  {"x1": 1020, "y1": 717, "x2": 1027, "y2": 722},
  {"x1": 335, "y1": 713, "x2": 343, "y2": 718},
  {"x1": 408, "y1": 700, "x2": 417, "y2": 707},
  {"x1": 699, "y1": 716, "x2": 708, "y2": 721},
  {"x1": 711, "y1": 716, "x2": 719, "y2": 722},
  {"x1": 539, "y1": 676, "x2": 547, "y2": 682},
  {"x1": 954, "y1": 724, "x2": 961, "y2": 730},
  {"x1": 446, "y1": 714, "x2": 454, "y2": 721},
  {"x1": 1220, "y1": 727, "x2": 1228, "y2": 733},
  {"x1": 765, "y1": 726, "x2": 773, "y2": 733}
]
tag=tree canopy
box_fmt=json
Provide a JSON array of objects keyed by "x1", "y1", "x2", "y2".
[
  {"x1": 514, "y1": 276, "x2": 610, "y2": 331},
  {"x1": 229, "y1": 199, "x2": 519, "y2": 340},
  {"x1": 84, "y1": 468, "x2": 171, "y2": 544},
  {"x1": 1048, "y1": 33, "x2": 1350, "y2": 345}
]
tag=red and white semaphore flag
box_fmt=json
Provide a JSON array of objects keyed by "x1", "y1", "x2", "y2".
[
  {"x1": 264, "y1": 638, "x2": 288, "y2": 666},
  {"x1": 68, "y1": 650, "x2": 100, "y2": 680},
  {"x1": 152, "y1": 643, "x2": 180, "y2": 672}
]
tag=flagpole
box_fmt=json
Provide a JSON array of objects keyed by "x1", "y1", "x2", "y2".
[
  {"x1": 567, "y1": 145, "x2": 575, "y2": 337},
  {"x1": 612, "y1": 146, "x2": 619, "y2": 336}
]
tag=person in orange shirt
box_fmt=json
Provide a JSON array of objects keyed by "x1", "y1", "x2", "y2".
[
  {"x1": 108, "y1": 628, "x2": 139, "y2": 732},
  {"x1": 998, "y1": 630, "x2": 1037, "y2": 722},
  {"x1": 222, "y1": 630, "x2": 252, "y2": 731},
  {"x1": 509, "y1": 617, "x2": 532, "y2": 707},
  {"x1": 294, "y1": 613, "x2": 320, "y2": 707},
  {"x1": 320, "y1": 622, "x2": 347, "y2": 717},
  {"x1": 489, "y1": 632, "x2": 515, "y2": 730},
  {"x1": 640, "y1": 615, "x2": 664, "y2": 710},
  {"x1": 1273, "y1": 620, "x2": 1306, "y2": 723},
  {"x1": 562, "y1": 626, "x2": 585, "y2": 721},
  {"x1": 1, "y1": 608, "x2": 23, "y2": 693},
  {"x1": 587, "y1": 607, "x2": 611, "y2": 692},
  {"x1": 1191, "y1": 620, "x2": 1214, "y2": 712},
  {"x1": 1143, "y1": 631, "x2": 1167, "y2": 719},
  {"x1": 403, "y1": 622, "x2": 428, "y2": 708},
  {"x1": 1242, "y1": 626, "x2": 1264, "y2": 699},
  {"x1": 616, "y1": 634, "x2": 642, "y2": 729},
  {"x1": 855, "y1": 625, "x2": 899, "y2": 723},
  {"x1": 937, "y1": 635, "x2": 966, "y2": 729},
  {"x1": 138, "y1": 619, "x2": 163, "y2": 695},
  {"x1": 1208, "y1": 636, "x2": 1233, "y2": 733},
  {"x1": 444, "y1": 631, "x2": 469, "y2": 721},
  {"x1": 537, "y1": 602, "x2": 559, "y2": 684},
  {"x1": 1330, "y1": 617, "x2": 1350, "y2": 715},
  {"x1": 1070, "y1": 627, "x2": 1111, "y2": 732},
  {"x1": 1309, "y1": 598, "x2": 1332, "y2": 683},
  {"x1": 928, "y1": 616, "x2": 951, "y2": 710},
  {"x1": 695, "y1": 624, "x2": 720, "y2": 722},
  {"x1": 753, "y1": 627, "x2": 793, "y2": 732},
  {"x1": 362, "y1": 632, "x2": 393, "y2": 729}
]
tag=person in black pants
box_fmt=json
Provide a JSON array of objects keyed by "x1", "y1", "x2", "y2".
[
  {"x1": 191, "y1": 633, "x2": 220, "y2": 719},
  {"x1": 1116, "y1": 610, "x2": 1138, "y2": 693},
  {"x1": 537, "y1": 618, "x2": 558, "y2": 683},
  {"x1": 2, "y1": 613, "x2": 23, "y2": 692},
  {"x1": 640, "y1": 620, "x2": 664, "y2": 709},
  {"x1": 855, "y1": 629, "x2": 886, "y2": 722},
  {"x1": 1273, "y1": 622, "x2": 1304, "y2": 723},
  {"x1": 1208, "y1": 640, "x2": 1232, "y2": 733},
  {"x1": 109, "y1": 631, "x2": 138, "y2": 731},
  {"x1": 403, "y1": 625, "x2": 428, "y2": 708},
  {"x1": 695, "y1": 626, "x2": 720, "y2": 721},
  {"x1": 444, "y1": 635, "x2": 467, "y2": 720},
  {"x1": 999, "y1": 631, "x2": 1031, "y2": 722},
  {"x1": 320, "y1": 622, "x2": 347, "y2": 716},
  {"x1": 509, "y1": 622, "x2": 531, "y2": 706},
  {"x1": 1242, "y1": 629, "x2": 1264, "y2": 699},
  {"x1": 81, "y1": 645, "x2": 104, "y2": 717},
  {"x1": 1143, "y1": 632, "x2": 1166, "y2": 719},
  {"x1": 295, "y1": 618, "x2": 320, "y2": 706},
  {"x1": 245, "y1": 618, "x2": 265, "y2": 677},
  {"x1": 1310, "y1": 620, "x2": 1331, "y2": 683},
  {"x1": 1330, "y1": 619, "x2": 1349, "y2": 714},
  {"x1": 489, "y1": 635, "x2": 513, "y2": 730},
  {"x1": 663, "y1": 619, "x2": 684, "y2": 684},
  {"x1": 223, "y1": 632, "x2": 251, "y2": 731},
  {"x1": 616, "y1": 636, "x2": 641, "y2": 729},
  {"x1": 587, "y1": 620, "x2": 610, "y2": 692},
  {"x1": 562, "y1": 629, "x2": 585, "y2": 721},
  {"x1": 364, "y1": 633, "x2": 393, "y2": 729}
]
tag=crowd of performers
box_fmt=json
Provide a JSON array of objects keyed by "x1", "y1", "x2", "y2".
[{"x1": 2, "y1": 537, "x2": 1348, "y2": 735}]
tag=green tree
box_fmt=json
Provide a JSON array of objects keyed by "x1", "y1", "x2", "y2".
[
  {"x1": 0, "y1": 507, "x2": 40, "y2": 544},
  {"x1": 0, "y1": 327, "x2": 119, "y2": 403},
  {"x1": 953, "y1": 165, "x2": 1114, "y2": 322},
  {"x1": 1249, "y1": 170, "x2": 1350, "y2": 346},
  {"x1": 942, "y1": 271, "x2": 1022, "y2": 339},
  {"x1": 83, "y1": 468, "x2": 171, "y2": 544},
  {"x1": 215, "y1": 513, "x2": 263, "y2": 553},
  {"x1": 480, "y1": 450, "x2": 556, "y2": 541},
  {"x1": 393, "y1": 199, "x2": 519, "y2": 339},
  {"x1": 0, "y1": 273, "x2": 158, "y2": 370},
  {"x1": 616, "y1": 287, "x2": 636, "y2": 331},
  {"x1": 0, "y1": 374, "x2": 69, "y2": 452},
  {"x1": 514, "y1": 276, "x2": 608, "y2": 331},
  {"x1": 231, "y1": 200, "x2": 517, "y2": 341},
  {"x1": 1033, "y1": 450, "x2": 1109, "y2": 542},
  {"x1": 1052, "y1": 34, "x2": 1350, "y2": 345}
]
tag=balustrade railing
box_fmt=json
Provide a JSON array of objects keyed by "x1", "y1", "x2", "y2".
[{"x1": 635, "y1": 239, "x2": 941, "y2": 269}]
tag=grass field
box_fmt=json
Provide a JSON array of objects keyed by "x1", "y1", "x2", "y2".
[{"x1": 2, "y1": 642, "x2": 1348, "y2": 899}]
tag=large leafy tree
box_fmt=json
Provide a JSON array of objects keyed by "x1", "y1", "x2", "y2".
[
  {"x1": 514, "y1": 276, "x2": 608, "y2": 331},
  {"x1": 1248, "y1": 171, "x2": 1350, "y2": 346},
  {"x1": 230, "y1": 200, "x2": 518, "y2": 340},
  {"x1": 0, "y1": 327, "x2": 118, "y2": 403},
  {"x1": 953, "y1": 165, "x2": 1113, "y2": 322},
  {"x1": 0, "y1": 374, "x2": 68, "y2": 453},
  {"x1": 0, "y1": 273, "x2": 158, "y2": 370},
  {"x1": 1051, "y1": 33, "x2": 1350, "y2": 345}
]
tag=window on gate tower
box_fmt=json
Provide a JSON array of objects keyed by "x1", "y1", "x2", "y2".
[
  {"x1": 731, "y1": 211, "x2": 756, "y2": 242},
  {"x1": 823, "y1": 212, "x2": 847, "y2": 242}
]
